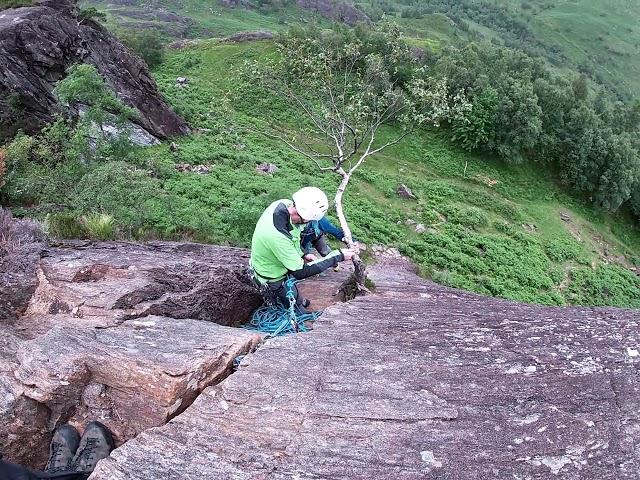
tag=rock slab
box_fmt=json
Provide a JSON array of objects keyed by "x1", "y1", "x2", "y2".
[
  {"x1": 92, "y1": 251, "x2": 640, "y2": 479},
  {"x1": 0, "y1": 238, "x2": 265, "y2": 467}
]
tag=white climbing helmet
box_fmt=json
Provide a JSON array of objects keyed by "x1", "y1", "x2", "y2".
[{"x1": 292, "y1": 187, "x2": 329, "y2": 222}]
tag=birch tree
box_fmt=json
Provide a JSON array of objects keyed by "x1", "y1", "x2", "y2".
[{"x1": 250, "y1": 26, "x2": 469, "y2": 290}]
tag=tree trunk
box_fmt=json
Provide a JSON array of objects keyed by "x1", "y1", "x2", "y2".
[{"x1": 335, "y1": 170, "x2": 367, "y2": 296}]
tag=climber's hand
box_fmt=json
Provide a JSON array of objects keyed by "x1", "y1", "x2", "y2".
[
  {"x1": 353, "y1": 241, "x2": 366, "y2": 251},
  {"x1": 303, "y1": 253, "x2": 318, "y2": 263}
]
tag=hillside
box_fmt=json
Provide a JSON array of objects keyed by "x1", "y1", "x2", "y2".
[
  {"x1": 81, "y1": 0, "x2": 640, "y2": 98},
  {"x1": 108, "y1": 38, "x2": 640, "y2": 307},
  {"x1": 1, "y1": 1, "x2": 639, "y2": 308}
]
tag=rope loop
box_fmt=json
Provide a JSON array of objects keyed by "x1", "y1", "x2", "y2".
[{"x1": 247, "y1": 278, "x2": 321, "y2": 337}]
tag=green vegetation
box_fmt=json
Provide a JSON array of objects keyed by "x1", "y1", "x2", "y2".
[
  {"x1": 0, "y1": 0, "x2": 34, "y2": 9},
  {"x1": 116, "y1": 29, "x2": 165, "y2": 69},
  {"x1": 3, "y1": 2, "x2": 640, "y2": 308},
  {"x1": 4, "y1": 31, "x2": 639, "y2": 307}
]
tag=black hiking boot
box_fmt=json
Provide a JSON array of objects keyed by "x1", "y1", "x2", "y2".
[
  {"x1": 72, "y1": 421, "x2": 114, "y2": 474},
  {"x1": 45, "y1": 424, "x2": 80, "y2": 473}
]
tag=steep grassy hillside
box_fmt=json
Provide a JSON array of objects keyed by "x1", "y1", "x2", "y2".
[
  {"x1": 5, "y1": 4, "x2": 640, "y2": 307},
  {"x1": 83, "y1": 0, "x2": 640, "y2": 98},
  {"x1": 125, "y1": 39, "x2": 639, "y2": 307},
  {"x1": 523, "y1": 0, "x2": 640, "y2": 98},
  {"x1": 82, "y1": 0, "x2": 324, "y2": 38}
]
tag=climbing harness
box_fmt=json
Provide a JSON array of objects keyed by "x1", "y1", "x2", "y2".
[
  {"x1": 246, "y1": 270, "x2": 321, "y2": 337},
  {"x1": 233, "y1": 271, "x2": 323, "y2": 371}
]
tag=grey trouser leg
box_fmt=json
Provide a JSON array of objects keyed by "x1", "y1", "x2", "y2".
[{"x1": 312, "y1": 234, "x2": 332, "y2": 257}]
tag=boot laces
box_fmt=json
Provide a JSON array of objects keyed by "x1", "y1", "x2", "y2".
[
  {"x1": 47, "y1": 442, "x2": 65, "y2": 473},
  {"x1": 79, "y1": 438, "x2": 99, "y2": 462}
]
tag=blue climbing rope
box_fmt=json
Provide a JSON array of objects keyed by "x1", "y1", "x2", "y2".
[{"x1": 247, "y1": 278, "x2": 321, "y2": 336}]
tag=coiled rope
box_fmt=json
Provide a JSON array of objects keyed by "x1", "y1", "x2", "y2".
[{"x1": 247, "y1": 278, "x2": 321, "y2": 337}]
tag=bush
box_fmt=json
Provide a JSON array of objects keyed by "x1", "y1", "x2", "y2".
[
  {"x1": 0, "y1": 207, "x2": 44, "y2": 250},
  {"x1": 544, "y1": 236, "x2": 582, "y2": 262},
  {"x1": 0, "y1": 0, "x2": 34, "y2": 8},
  {"x1": 72, "y1": 161, "x2": 166, "y2": 233},
  {"x1": 566, "y1": 265, "x2": 640, "y2": 308},
  {"x1": 83, "y1": 214, "x2": 115, "y2": 240},
  {"x1": 46, "y1": 213, "x2": 87, "y2": 239},
  {"x1": 117, "y1": 29, "x2": 165, "y2": 69},
  {"x1": 440, "y1": 204, "x2": 489, "y2": 229}
]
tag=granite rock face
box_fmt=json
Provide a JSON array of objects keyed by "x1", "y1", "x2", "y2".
[
  {"x1": 92, "y1": 250, "x2": 640, "y2": 479},
  {"x1": 0, "y1": 0, "x2": 189, "y2": 139},
  {"x1": 0, "y1": 209, "x2": 45, "y2": 322},
  {"x1": 0, "y1": 238, "x2": 265, "y2": 467}
]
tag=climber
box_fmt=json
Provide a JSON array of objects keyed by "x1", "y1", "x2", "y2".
[
  {"x1": 300, "y1": 216, "x2": 363, "y2": 260},
  {"x1": 250, "y1": 187, "x2": 357, "y2": 311},
  {"x1": 0, "y1": 421, "x2": 114, "y2": 480}
]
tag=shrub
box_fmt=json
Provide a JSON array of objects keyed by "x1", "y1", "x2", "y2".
[
  {"x1": 72, "y1": 161, "x2": 165, "y2": 232},
  {"x1": 440, "y1": 204, "x2": 489, "y2": 229},
  {"x1": 0, "y1": 207, "x2": 44, "y2": 251},
  {"x1": 117, "y1": 29, "x2": 165, "y2": 69},
  {"x1": 544, "y1": 236, "x2": 582, "y2": 262},
  {"x1": 46, "y1": 213, "x2": 87, "y2": 239},
  {"x1": 83, "y1": 214, "x2": 115, "y2": 240},
  {"x1": 0, "y1": 0, "x2": 34, "y2": 8},
  {"x1": 78, "y1": 7, "x2": 107, "y2": 23},
  {"x1": 566, "y1": 265, "x2": 640, "y2": 308}
]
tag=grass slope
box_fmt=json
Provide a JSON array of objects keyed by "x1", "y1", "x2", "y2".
[
  {"x1": 82, "y1": 0, "x2": 326, "y2": 38},
  {"x1": 83, "y1": 0, "x2": 640, "y2": 98},
  {"x1": 517, "y1": 0, "x2": 640, "y2": 98},
  {"x1": 122, "y1": 39, "x2": 640, "y2": 308}
]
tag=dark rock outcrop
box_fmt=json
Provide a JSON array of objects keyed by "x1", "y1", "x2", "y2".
[
  {"x1": 92, "y1": 249, "x2": 640, "y2": 479},
  {"x1": 218, "y1": 0, "x2": 370, "y2": 25},
  {"x1": 0, "y1": 209, "x2": 45, "y2": 322},
  {"x1": 296, "y1": 0, "x2": 370, "y2": 25},
  {"x1": 0, "y1": 0, "x2": 189, "y2": 140}
]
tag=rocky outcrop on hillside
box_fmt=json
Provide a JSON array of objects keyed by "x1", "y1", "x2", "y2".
[
  {"x1": 296, "y1": 0, "x2": 370, "y2": 25},
  {"x1": 0, "y1": 0, "x2": 189, "y2": 140},
  {"x1": 219, "y1": 0, "x2": 370, "y2": 25},
  {"x1": 92, "y1": 249, "x2": 640, "y2": 479}
]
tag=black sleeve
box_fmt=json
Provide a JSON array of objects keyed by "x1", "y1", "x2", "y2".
[
  {"x1": 0, "y1": 459, "x2": 88, "y2": 480},
  {"x1": 288, "y1": 250, "x2": 345, "y2": 280}
]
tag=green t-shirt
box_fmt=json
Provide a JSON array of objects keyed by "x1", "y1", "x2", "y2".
[{"x1": 250, "y1": 199, "x2": 304, "y2": 282}]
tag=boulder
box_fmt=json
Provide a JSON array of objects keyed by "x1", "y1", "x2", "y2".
[
  {"x1": 255, "y1": 162, "x2": 279, "y2": 175},
  {"x1": 397, "y1": 183, "x2": 417, "y2": 200},
  {"x1": 0, "y1": 1, "x2": 189, "y2": 140}
]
